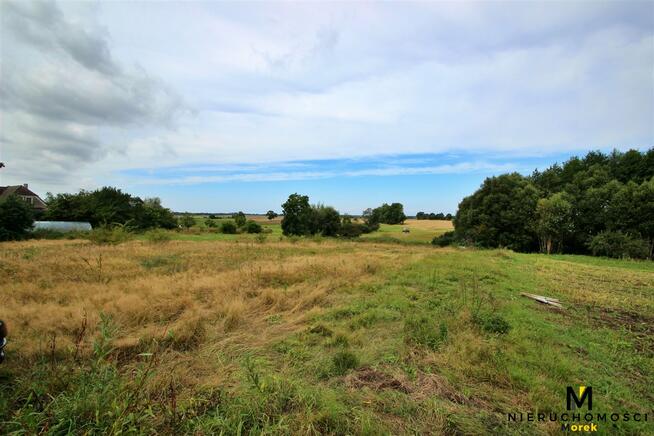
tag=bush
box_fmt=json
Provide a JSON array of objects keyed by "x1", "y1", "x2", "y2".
[
  {"x1": 87, "y1": 226, "x2": 132, "y2": 245},
  {"x1": 311, "y1": 205, "x2": 341, "y2": 236},
  {"x1": 0, "y1": 195, "x2": 34, "y2": 241},
  {"x1": 179, "y1": 215, "x2": 195, "y2": 229},
  {"x1": 432, "y1": 231, "x2": 457, "y2": 247},
  {"x1": 232, "y1": 212, "x2": 247, "y2": 227},
  {"x1": 332, "y1": 351, "x2": 359, "y2": 375},
  {"x1": 144, "y1": 229, "x2": 172, "y2": 244},
  {"x1": 361, "y1": 222, "x2": 379, "y2": 233},
  {"x1": 220, "y1": 221, "x2": 238, "y2": 234},
  {"x1": 472, "y1": 314, "x2": 511, "y2": 335},
  {"x1": 204, "y1": 218, "x2": 218, "y2": 228},
  {"x1": 244, "y1": 220, "x2": 262, "y2": 234},
  {"x1": 339, "y1": 222, "x2": 364, "y2": 238},
  {"x1": 587, "y1": 231, "x2": 649, "y2": 259}
]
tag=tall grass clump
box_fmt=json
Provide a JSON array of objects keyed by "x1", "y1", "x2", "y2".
[
  {"x1": 144, "y1": 228, "x2": 172, "y2": 244},
  {"x1": 87, "y1": 225, "x2": 132, "y2": 245},
  {"x1": 404, "y1": 316, "x2": 448, "y2": 350}
]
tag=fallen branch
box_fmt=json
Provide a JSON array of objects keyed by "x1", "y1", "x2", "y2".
[{"x1": 521, "y1": 292, "x2": 564, "y2": 309}]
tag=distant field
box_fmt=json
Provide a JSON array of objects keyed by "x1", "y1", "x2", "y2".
[
  {"x1": 1, "y1": 238, "x2": 652, "y2": 434},
  {"x1": 360, "y1": 219, "x2": 453, "y2": 243},
  {"x1": 163, "y1": 217, "x2": 452, "y2": 244}
]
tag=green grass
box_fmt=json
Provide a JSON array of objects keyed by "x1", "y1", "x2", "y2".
[
  {"x1": 1, "y1": 246, "x2": 652, "y2": 434},
  {"x1": 265, "y1": 249, "x2": 653, "y2": 434}
]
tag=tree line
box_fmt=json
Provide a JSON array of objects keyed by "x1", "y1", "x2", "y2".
[
  {"x1": 437, "y1": 148, "x2": 654, "y2": 259},
  {"x1": 280, "y1": 194, "x2": 405, "y2": 237},
  {"x1": 0, "y1": 187, "x2": 178, "y2": 241},
  {"x1": 416, "y1": 212, "x2": 452, "y2": 220}
]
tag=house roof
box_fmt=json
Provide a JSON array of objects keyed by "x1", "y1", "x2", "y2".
[{"x1": 0, "y1": 185, "x2": 48, "y2": 209}]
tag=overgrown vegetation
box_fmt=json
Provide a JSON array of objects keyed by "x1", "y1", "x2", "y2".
[
  {"x1": 451, "y1": 148, "x2": 654, "y2": 259},
  {"x1": 280, "y1": 193, "x2": 380, "y2": 237},
  {"x1": 1, "y1": 239, "x2": 651, "y2": 434},
  {"x1": 0, "y1": 194, "x2": 34, "y2": 241},
  {"x1": 44, "y1": 187, "x2": 177, "y2": 230}
]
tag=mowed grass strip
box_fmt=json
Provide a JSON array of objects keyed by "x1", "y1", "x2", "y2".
[{"x1": 0, "y1": 240, "x2": 652, "y2": 435}]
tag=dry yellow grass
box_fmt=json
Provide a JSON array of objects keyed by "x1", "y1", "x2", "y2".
[
  {"x1": 1, "y1": 238, "x2": 428, "y2": 392},
  {"x1": 402, "y1": 219, "x2": 453, "y2": 231}
]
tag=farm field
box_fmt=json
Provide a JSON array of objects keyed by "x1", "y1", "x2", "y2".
[
  {"x1": 152, "y1": 218, "x2": 452, "y2": 244},
  {"x1": 360, "y1": 219, "x2": 453, "y2": 243},
  {"x1": 1, "y1": 238, "x2": 653, "y2": 434}
]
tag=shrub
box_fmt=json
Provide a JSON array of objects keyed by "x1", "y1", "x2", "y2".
[
  {"x1": 339, "y1": 222, "x2": 364, "y2": 238},
  {"x1": 311, "y1": 205, "x2": 341, "y2": 236},
  {"x1": 404, "y1": 317, "x2": 448, "y2": 350},
  {"x1": 144, "y1": 229, "x2": 172, "y2": 244},
  {"x1": 179, "y1": 215, "x2": 195, "y2": 229},
  {"x1": 204, "y1": 218, "x2": 218, "y2": 228},
  {"x1": 244, "y1": 220, "x2": 262, "y2": 234},
  {"x1": 232, "y1": 212, "x2": 247, "y2": 227},
  {"x1": 220, "y1": 221, "x2": 238, "y2": 234},
  {"x1": 332, "y1": 351, "x2": 359, "y2": 375},
  {"x1": 0, "y1": 194, "x2": 34, "y2": 241},
  {"x1": 473, "y1": 313, "x2": 511, "y2": 335},
  {"x1": 361, "y1": 222, "x2": 379, "y2": 233},
  {"x1": 432, "y1": 231, "x2": 457, "y2": 247},
  {"x1": 87, "y1": 226, "x2": 132, "y2": 245},
  {"x1": 588, "y1": 231, "x2": 649, "y2": 259}
]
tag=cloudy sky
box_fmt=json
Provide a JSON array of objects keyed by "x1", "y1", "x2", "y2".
[{"x1": 1, "y1": 1, "x2": 652, "y2": 213}]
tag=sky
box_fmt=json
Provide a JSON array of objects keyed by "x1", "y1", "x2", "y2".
[{"x1": 0, "y1": 1, "x2": 652, "y2": 214}]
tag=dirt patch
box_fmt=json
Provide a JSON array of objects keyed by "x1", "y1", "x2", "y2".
[
  {"x1": 584, "y1": 306, "x2": 654, "y2": 355},
  {"x1": 345, "y1": 367, "x2": 486, "y2": 407},
  {"x1": 412, "y1": 372, "x2": 469, "y2": 404},
  {"x1": 592, "y1": 307, "x2": 654, "y2": 334},
  {"x1": 345, "y1": 366, "x2": 411, "y2": 393}
]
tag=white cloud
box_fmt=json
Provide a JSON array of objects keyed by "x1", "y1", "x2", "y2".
[{"x1": 0, "y1": 1, "x2": 652, "y2": 196}]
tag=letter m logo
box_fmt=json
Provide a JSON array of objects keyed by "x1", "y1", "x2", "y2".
[{"x1": 567, "y1": 386, "x2": 592, "y2": 410}]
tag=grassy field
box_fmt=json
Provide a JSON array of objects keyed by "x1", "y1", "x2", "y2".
[
  {"x1": 0, "y1": 237, "x2": 652, "y2": 434},
  {"x1": 360, "y1": 219, "x2": 453, "y2": 243},
  {"x1": 170, "y1": 218, "x2": 452, "y2": 244}
]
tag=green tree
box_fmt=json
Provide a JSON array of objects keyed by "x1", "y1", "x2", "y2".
[
  {"x1": 266, "y1": 210, "x2": 278, "y2": 220},
  {"x1": 281, "y1": 193, "x2": 312, "y2": 236},
  {"x1": 365, "y1": 203, "x2": 406, "y2": 225},
  {"x1": 607, "y1": 177, "x2": 654, "y2": 258},
  {"x1": 232, "y1": 211, "x2": 247, "y2": 227},
  {"x1": 535, "y1": 192, "x2": 573, "y2": 254},
  {"x1": 310, "y1": 205, "x2": 341, "y2": 236},
  {"x1": 455, "y1": 173, "x2": 539, "y2": 251},
  {"x1": 588, "y1": 231, "x2": 649, "y2": 259},
  {"x1": 384, "y1": 203, "x2": 406, "y2": 224},
  {"x1": 0, "y1": 195, "x2": 34, "y2": 241},
  {"x1": 133, "y1": 197, "x2": 177, "y2": 230}
]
